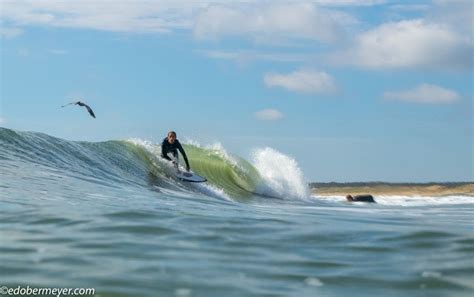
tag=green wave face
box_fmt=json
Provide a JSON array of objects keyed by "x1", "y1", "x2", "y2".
[
  {"x1": 116, "y1": 141, "x2": 263, "y2": 198},
  {"x1": 0, "y1": 128, "x2": 263, "y2": 199},
  {"x1": 182, "y1": 144, "x2": 261, "y2": 198}
]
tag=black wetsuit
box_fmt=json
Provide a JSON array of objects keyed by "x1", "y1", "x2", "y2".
[
  {"x1": 352, "y1": 195, "x2": 376, "y2": 203},
  {"x1": 161, "y1": 137, "x2": 190, "y2": 170}
]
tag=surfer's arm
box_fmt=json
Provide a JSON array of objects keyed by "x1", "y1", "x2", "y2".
[
  {"x1": 161, "y1": 140, "x2": 172, "y2": 161},
  {"x1": 161, "y1": 154, "x2": 172, "y2": 161},
  {"x1": 176, "y1": 141, "x2": 190, "y2": 171}
]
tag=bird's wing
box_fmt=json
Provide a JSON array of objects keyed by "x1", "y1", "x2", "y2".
[
  {"x1": 85, "y1": 104, "x2": 96, "y2": 118},
  {"x1": 61, "y1": 101, "x2": 78, "y2": 108}
]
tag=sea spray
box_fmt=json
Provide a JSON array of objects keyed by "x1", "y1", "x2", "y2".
[{"x1": 252, "y1": 147, "x2": 309, "y2": 199}]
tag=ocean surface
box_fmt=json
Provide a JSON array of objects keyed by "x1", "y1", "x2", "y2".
[{"x1": 1, "y1": 127, "x2": 473, "y2": 297}]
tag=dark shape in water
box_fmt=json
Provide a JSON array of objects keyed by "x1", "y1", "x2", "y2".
[
  {"x1": 346, "y1": 194, "x2": 376, "y2": 203},
  {"x1": 61, "y1": 101, "x2": 96, "y2": 118}
]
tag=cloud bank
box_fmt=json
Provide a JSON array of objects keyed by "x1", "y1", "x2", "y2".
[
  {"x1": 333, "y1": 19, "x2": 473, "y2": 70},
  {"x1": 1, "y1": 0, "x2": 197, "y2": 33},
  {"x1": 383, "y1": 84, "x2": 460, "y2": 104},
  {"x1": 193, "y1": 3, "x2": 355, "y2": 43}
]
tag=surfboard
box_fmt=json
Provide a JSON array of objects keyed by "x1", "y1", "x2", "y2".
[
  {"x1": 175, "y1": 170, "x2": 207, "y2": 183},
  {"x1": 167, "y1": 154, "x2": 206, "y2": 182}
]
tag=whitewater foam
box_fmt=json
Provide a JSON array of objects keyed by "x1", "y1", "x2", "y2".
[
  {"x1": 127, "y1": 138, "x2": 159, "y2": 154},
  {"x1": 312, "y1": 195, "x2": 474, "y2": 206},
  {"x1": 194, "y1": 183, "x2": 233, "y2": 201},
  {"x1": 252, "y1": 147, "x2": 309, "y2": 200}
]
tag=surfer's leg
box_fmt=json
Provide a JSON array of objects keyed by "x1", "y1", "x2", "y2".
[{"x1": 172, "y1": 151, "x2": 179, "y2": 170}]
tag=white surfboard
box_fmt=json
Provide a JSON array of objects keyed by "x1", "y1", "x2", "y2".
[
  {"x1": 175, "y1": 170, "x2": 207, "y2": 183},
  {"x1": 167, "y1": 154, "x2": 206, "y2": 183}
]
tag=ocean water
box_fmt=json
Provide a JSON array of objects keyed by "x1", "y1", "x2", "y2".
[{"x1": 1, "y1": 127, "x2": 473, "y2": 297}]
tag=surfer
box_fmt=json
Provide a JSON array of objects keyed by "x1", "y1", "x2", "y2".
[
  {"x1": 161, "y1": 131, "x2": 190, "y2": 172},
  {"x1": 346, "y1": 194, "x2": 376, "y2": 203}
]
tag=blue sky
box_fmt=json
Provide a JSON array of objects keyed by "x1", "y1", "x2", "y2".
[{"x1": 1, "y1": 0, "x2": 472, "y2": 182}]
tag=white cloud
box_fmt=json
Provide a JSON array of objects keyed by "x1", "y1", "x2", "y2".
[
  {"x1": 193, "y1": 3, "x2": 355, "y2": 43},
  {"x1": 333, "y1": 19, "x2": 473, "y2": 70},
  {"x1": 0, "y1": 1, "x2": 360, "y2": 40},
  {"x1": 254, "y1": 109, "x2": 283, "y2": 121},
  {"x1": 383, "y1": 84, "x2": 460, "y2": 104},
  {"x1": 1, "y1": 0, "x2": 197, "y2": 34},
  {"x1": 264, "y1": 69, "x2": 337, "y2": 94}
]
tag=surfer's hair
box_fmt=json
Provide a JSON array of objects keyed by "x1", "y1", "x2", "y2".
[{"x1": 168, "y1": 131, "x2": 177, "y2": 137}]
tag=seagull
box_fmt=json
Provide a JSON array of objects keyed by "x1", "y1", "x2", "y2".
[{"x1": 61, "y1": 101, "x2": 96, "y2": 118}]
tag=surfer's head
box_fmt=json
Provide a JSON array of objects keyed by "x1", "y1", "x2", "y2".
[
  {"x1": 346, "y1": 195, "x2": 354, "y2": 202},
  {"x1": 167, "y1": 131, "x2": 177, "y2": 144}
]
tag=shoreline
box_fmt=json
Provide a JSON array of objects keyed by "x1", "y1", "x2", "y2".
[{"x1": 310, "y1": 182, "x2": 474, "y2": 197}]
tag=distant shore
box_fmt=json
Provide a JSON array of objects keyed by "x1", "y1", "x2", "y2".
[{"x1": 310, "y1": 182, "x2": 474, "y2": 197}]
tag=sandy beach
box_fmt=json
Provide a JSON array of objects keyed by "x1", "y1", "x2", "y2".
[{"x1": 311, "y1": 182, "x2": 474, "y2": 197}]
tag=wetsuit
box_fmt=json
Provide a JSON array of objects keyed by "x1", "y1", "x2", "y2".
[
  {"x1": 352, "y1": 195, "x2": 376, "y2": 203},
  {"x1": 161, "y1": 137, "x2": 190, "y2": 170}
]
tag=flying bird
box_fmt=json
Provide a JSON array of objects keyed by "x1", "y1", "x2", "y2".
[{"x1": 61, "y1": 101, "x2": 96, "y2": 118}]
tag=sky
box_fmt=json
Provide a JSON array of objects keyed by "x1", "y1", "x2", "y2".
[{"x1": 0, "y1": 0, "x2": 472, "y2": 182}]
